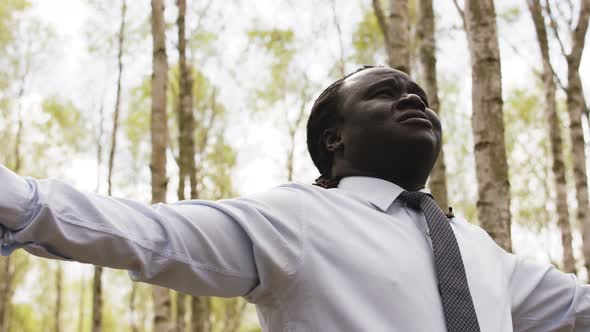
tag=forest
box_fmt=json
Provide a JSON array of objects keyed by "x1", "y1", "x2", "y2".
[{"x1": 0, "y1": 0, "x2": 589, "y2": 331}]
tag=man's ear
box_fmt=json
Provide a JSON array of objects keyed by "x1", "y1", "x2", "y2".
[{"x1": 322, "y1": 128, "x2": 343, "y2": 152}]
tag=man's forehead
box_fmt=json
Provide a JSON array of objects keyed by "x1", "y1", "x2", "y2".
[{"x1": 342, "y1": 67, "x2": 412, "y2": 88}]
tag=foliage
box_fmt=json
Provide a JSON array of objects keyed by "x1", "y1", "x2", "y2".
[
  {"x1": 351, "y1": 9, "x2": 383, "y2": 65},
  {"x1": 0, "y1": 0, "x2": 29, "y2": 53},
  {"x1": 247, "y1": 29, "x2": 298, "y2": 104},
  {"x1": 504, "y1": 87, "x2": 553, "y2": 232}
]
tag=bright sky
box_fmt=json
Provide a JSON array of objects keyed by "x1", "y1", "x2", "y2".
[{"x1": 10, "y1": 0, "x2": 590, "y2": 299}]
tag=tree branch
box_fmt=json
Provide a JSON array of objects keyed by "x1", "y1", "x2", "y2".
[
  {"x1": 330, "y1": 0, "x2": 346, "y2": 77},
  {"x1": 569, "y1": 0, "x2": 590, "y2": 65},
  {"x1": 452, "y1": 0, "x2": 466, "y2": 29},
  {"x1": 372, "y1": 0, "x2": 391, "y2": 48},
  {"x1": 544, "y1": 0, "x2": 569, "y2": 59}
]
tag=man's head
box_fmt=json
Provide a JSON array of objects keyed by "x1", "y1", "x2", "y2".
[{"x1": 306, "y1": 66, "x2": 442, "y2": 190}]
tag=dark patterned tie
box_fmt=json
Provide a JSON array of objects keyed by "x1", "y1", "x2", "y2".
[{"x1": 398, "y1": 191, "x2": 481, "y2": 332}]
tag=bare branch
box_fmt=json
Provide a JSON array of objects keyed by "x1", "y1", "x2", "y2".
[
  {"x1": 452, "y1": 0, "x2": 466, "y2": 29},
  {"x1": 553, "y1": 0, "x2": 574, "y2": 28},
  {"x1": 330, "y1": 0, "x2": 346, "y2": 77},
  {"x1": 544, "y1": 0, "x2": 569, "y2": 58},
  {"x1": 569, "y1": 0, "x2": 590, "y2": 64},
  {"x1": 192, "y1": 0, "x2": 215, "y2": 35},
  {"x1": 372, "y1": 0, "x2": 391, "y2": 48},
  {"x1": 551, "y1": 63, "x2": 567, "y2": 92}
]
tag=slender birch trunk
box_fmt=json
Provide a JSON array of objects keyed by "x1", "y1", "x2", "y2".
[
  {"x1": 55, "y1": 263, "x2": 63, "y2": 332},
  {"x1": 416, "y1": 0, "x2": 449, "y2": 212},
  {"x1": 91, "y1": 266, "x2": 103, "y2": 332},
  {"x1": 568, "y1": 69, "x2": 590, "y2": 275},
  {"x1": 0, "y1": 77, "x2": 27, "y2": 332},
  {"x1": 129, "y1": 283, "x2": 139, "y2": 332},
  {"x1": 0, "y1": 257, "x2": 11, "y2": 332},
  {"x1": 564, "y1": 0, "x2": 590, "y2": 274},
  {"x1": 545, "y1": 0, "x2": 590, "y2": 275},
  {"x1": 372, "y1": 0, "x2": 410, "y2": 73},
  {"x1": 151, "y1": 0, "x2": 172, "y2": 331},
  {"x1": 190, "y1": 297, "x2": 209, "y2": 332},
  {"x1": 462, "y1": 0, "x2": 512, "y2": 251},
  {"x1": 219, "y1": 299, "x2": 248, "y2": 332},
  {"x1": 287, "y1": 90, "x2": 309, "y2": 182},
  {"x1": 93, "y1": 2, "x2": 127, "y2": 331},
  {"x1": 174, "y1": 0, "x2": 197, "y2": 330},
  {"x1": 527, "y1": 0, "x2": 576, "y2": 273},
  {"x1": 77, "y1": 274, "x2": 86, "y2": 332}
]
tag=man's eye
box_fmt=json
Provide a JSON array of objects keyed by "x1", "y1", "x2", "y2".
[{"x1": 373, "y1": 90, "x2": 393, "y2": 98}]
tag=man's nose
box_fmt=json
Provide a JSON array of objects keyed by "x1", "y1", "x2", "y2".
[{"x1": 395, "y1": 94, "x2": 426, "y2": 112}]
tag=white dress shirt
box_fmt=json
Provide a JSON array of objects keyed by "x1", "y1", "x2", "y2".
[{"x1": 1, "y1": 164, "x2": 589, "y2": 331}]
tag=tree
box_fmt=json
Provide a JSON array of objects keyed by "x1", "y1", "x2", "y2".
[
  {"x1": 0, "y1": 7, "x2": 56, "y2": 331},
  {"x1": 126, "y1": 65, "x2": 244, "y2": 331},
  {"x1": 174, "y1": 0, "x2": 200, "y2": 330},
  {"x1": 527, "y1": 0, "x2": 576, "y2": 273},
  {"x1": 416, "y1": 0, "x2": 449, "y2": 212},
  {"x1": 150, "y1": 0, "x2": 172, "y2": 331},
  {"x1": 91, "y1": 2, "x2": 127, "y2": 331},
  {"x1": 545, "y1": 0, "x2": 590, "y2": 275},
  {"x1": 372, "y1": 0, "x2": 411, "y2": 73},
  {"x1": 247, "y1": 28, "x2": 315, "y2": 181},
  {"x1": 454, "y1": 0, "x2": 512, "y2": 251},
  {"x1": 54, "y1": 263, "x2": 63, "y2": 332}
]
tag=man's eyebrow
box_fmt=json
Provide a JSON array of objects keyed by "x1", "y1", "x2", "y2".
[{"x1": 364, "y1": 77, "x2": 402, "y2": 93}]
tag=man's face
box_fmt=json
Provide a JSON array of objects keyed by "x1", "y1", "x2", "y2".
[{"x1": 332, "y1": 67, "x2": 443, "y2": 178}]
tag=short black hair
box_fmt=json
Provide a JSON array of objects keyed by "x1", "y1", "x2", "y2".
[{"x1": 306, "y1": 65, "x2": 380, "y2": 187}]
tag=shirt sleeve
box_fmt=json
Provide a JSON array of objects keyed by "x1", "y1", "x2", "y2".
[
  {"x1": 0, "y1": 165, "x2": 303, "y2": 302},
  {"x1": 508, "y1": 252, "x2": 590, "y2": 331}
]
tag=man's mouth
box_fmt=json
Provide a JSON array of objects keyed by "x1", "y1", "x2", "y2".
[
  {"x1": 399, "y1": 117, "x2": 432, "y2": 128},
  {"x1": 396, "y1": 110, "x2": 432, "y2": 128},
  {"x1": 397, "y1": 110, "x2": 430, "y2": 123}
]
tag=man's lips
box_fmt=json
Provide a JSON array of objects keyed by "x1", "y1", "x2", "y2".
[
  {"x1": 400, "y1": 117, "x2": 433, "y2": 127},
  {"x1": 396, "y1": 110, "x2": 429, "y2": 122}
]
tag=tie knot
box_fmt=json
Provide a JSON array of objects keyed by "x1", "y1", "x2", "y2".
[{"x1": 397, "y1": 190, "x2": 429, "y2": 208}]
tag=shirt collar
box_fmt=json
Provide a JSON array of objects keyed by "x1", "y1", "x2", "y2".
[{"x1": 337, "y1": 176, "x2": 429, "y2": 211}]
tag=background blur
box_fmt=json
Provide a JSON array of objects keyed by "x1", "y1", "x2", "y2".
[{"x1": 0, "y1": 0, "x2": 589, "y2": 331}]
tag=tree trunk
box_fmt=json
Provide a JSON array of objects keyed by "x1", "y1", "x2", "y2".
[
  {"x1": 129, "y1": 283, "x2": 139, "y2": 332},
  {"x1": 55, "y1": 263, "x2": 63, "y2": 332},
  {"x1": 92, "y1": 267, "x2": 103, "y2": 332},
  {"x1": 416, "y1": 0, "x2": 449, "y2": 212},
  {"x1": 568, "y1": 69, "x2": 590, "y2": 275},
  {"x1": 527, "y1": 0, "x2": 576, "y2": 273},
  {"x1": 190, "y1": 297, "x2": 209, "y2": 332},
  {"x1": 286, "y1": 94, "x2": 309, "y2": 182},
  {"x1": 176, "y1": 0, "x2": 197, "y2": 204},
  {"x1": 0, "y1": 83, "x2": 26, "y2": 332},
  {"x1": 0, "y1": 256, "x2": 11, "y2": 332},
  {"x1": 175, "y1": 1, "x2": 203, "y2": 330},
  {"x1": 463, "y1": 0, "x2": 512, "y2": 251},
  {"x1": 220, "y1": 299, "x2": 248, "y2": 332},
  {"x1": 330, "y1": 0, "x2": 346, "y2": 77},
  {"x1": 77, "y1": 274, "x2": 86, "y2": 332},
  {"x1": 93, "y1": 3, "x2": 128, "y2": 332},
  {"x1": 565, "y1": 0, "x2": 590, "y2": 276},
  {"x1": 176, "y1": 293, "x2": 187, "y2": 332},
  {"x1": 107, "y1": 0, "x2": 127, "y2": 197},
  {"x1": 151, "y1": 0, "x2": 172, "y2": 331},
  {"x1": 372, "y1": 0, "x2": 410, "y2": 73}
]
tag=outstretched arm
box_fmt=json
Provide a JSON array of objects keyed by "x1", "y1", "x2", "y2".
[
  {"x1": 0, "y1": 164, "x2": 302, "y2": 301},
  {"x1": 509, "y1": 252, "x2": 590, "y2": 331}
]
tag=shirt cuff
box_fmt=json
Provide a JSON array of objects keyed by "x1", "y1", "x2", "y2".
[{"x1": 0, "y1": 164, "x2": 36, "y2": 230}]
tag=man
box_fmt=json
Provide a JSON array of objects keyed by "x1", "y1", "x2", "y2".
[{"x1": 0, "y1": 66, "x2": 588, "y2": 331}]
